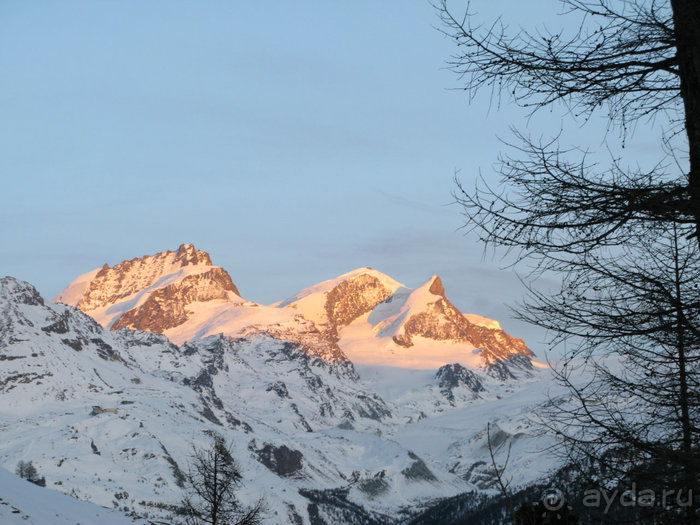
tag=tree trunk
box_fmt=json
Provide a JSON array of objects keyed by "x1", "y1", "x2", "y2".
[
  {"x1": 670, "y1": 0, "x2": 700, "y2": 247},
  {"x1": 672, "y1": 230, "x2": 696, "y2": 524}
]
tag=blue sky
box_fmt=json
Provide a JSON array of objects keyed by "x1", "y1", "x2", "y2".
[{"x1": 0, "y1": 1, "x2": 673, "y2": 354}]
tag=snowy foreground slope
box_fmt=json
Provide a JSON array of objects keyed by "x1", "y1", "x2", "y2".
[
  {"x1": 0, "y1": 467, "x2": 148, "y2": 525},
  {"x1": 1, "y1": 247, "x2": 565, "y2": 524}
]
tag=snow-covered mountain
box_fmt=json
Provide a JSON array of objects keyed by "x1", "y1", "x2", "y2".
[
  {"x1": 56, "y1": 244, "x2": 536, "y2": 375},
  {"x1": 0, "y1": 245, "x2": 559, "y2": 523},
  {"x1": 334, "y1": 274, "x2": 533, "y2": 374}
]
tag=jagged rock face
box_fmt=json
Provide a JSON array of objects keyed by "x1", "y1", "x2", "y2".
[
  {"x1": 428, "y1": 276, "x2": 445, "y2": 296},
  {"x1": 58, "y1": 244, "x2": 246, "y2": 340},
  {"x1": 485, "y1": 354, "x2": 534, "y2": 380},
  {"x1": 471, "y1": 325, "x2": 533, "y2": 365},
  {"x1": 324, "y1": 274, "x2": 394, "y2": 338},
  {"x1": 178, "y1": 333, "x2": 390, "y2": 431},
  {"x1": 391, "y1": 276, "x2": 534, "y2": 365},
  {"x1": 256, "y1": 270, "x2": 399, "y2": 368},
  {"x1": 436, "y1": 363, "x2": 485, "y2": 402},
  {"x1": 0, "y1": 277, "x2": 45, "y2": 307},
  {"x1": 252, "y1": 443, "x2": 304, "y2": 477},
  {"x1": 111, "y1": 268, "x2": 238, "y2": 333},
  {"x1": 57, "y1": 245, "x2": 363, "y2": 371},
  {"x1": 76, "y1": 243, "x2": 230, "y2": 312},
  {"x1": 392, "y1": 295, "x2": 473, "y2": 348},
  {"x1": 261, "y1": 321, "x2": 354, "y2": 370},
  {"x1": 0, "y1": 278, "x2": 164, "y2": 398},
  {"x1": 402, "y1": 451, "x2": 437, "y2": 482}
]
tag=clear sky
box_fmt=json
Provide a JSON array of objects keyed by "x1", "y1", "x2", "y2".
[{"x1": 0, "y1": 1, "x2": 673, "y2": 355}]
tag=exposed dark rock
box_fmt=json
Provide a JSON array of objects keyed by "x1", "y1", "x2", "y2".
[
  {"x1": 91, "y1": 368, "x2": 114, "y2": 388},
  {"x1": 435, "y1": 363, "x2": 484, "y2": 402},
  {"x1": 390, "y1": 281, "x2": 534, "y2": 369},
  {"x1": 77, "y1": 244, "x2": 224, "y2": 312},
  {"x1": 252, "y1": 443, "x2": 303, "y2": 477},
  {"x1": 90, "y1": 338, "x2": 119, "y2": 361},
  {"x1": 286, "y1": 504, "x2": 304, "y2": 525},
  {"x1": 174, "y1": 243, "x2": 213, "y2": 267},
  {"x1": 354, "y1": 394, "x2": 392, "y2": 420},
  {"x1": 266, "y1": 381, "x2": 290, "y2": 398},
  {"x1": 324, "y1": 273, "x2": 394, "y2": 339},
  {"x1": 114, "y1": 328, "x2": 178, "y2": 351},
  {"x1": 318, "y1": 401, "x2": 334, "y2": 418},
  {"x1": 0, "y1": 278, "x2": 44, "y2": 306},
  {"x1": 181, "y1": 335, "x2": 228, "y2": 371},
  {"x1": 485, "y1": 354, "x2": 533, "y2": 381},
  {"x1": 61, "y1": 338, "x2": 84, "y2": 351},
  {"x1": 41, "y1": 313, "x2": 70, "y2": 334},
  {"x1": 357, "y1": 471, "x2": 389, "y2": 498},
  {"x1": 300, "y1": 487, "x2": 393, "y2": 525},
  {"x1": 199, "y1": 400, "x2": 223, "y2": 426},
  {"x1": 473, "y1": 327, "x2": 534, "y2": 366},
  {"x1": 111, "y1": 268, "x2": 238, "y2": 333},
  {"x1": 460, "y1": 460, "x2": 488, "y2": 484},
  {"x1": 0, "y1": 372, "x2": 53, "y2": 393},
  {"x1": 0, "y1": 355, "x2": 25, "y2": 361},
  {"x1": 291, "y1": 403, "x2": 313, "y2": 432},
  {"x1": 392, "y1": 294, "x2": 476, "y2": 348},
  {"x1": 185, "y1": 370, "x2": 214, "y2": 390},
  {"x1": 402, "y1": 452, "x2": 437, "y2": 482},
  {"x1": 159, "y1": 442, "x2": 185, "y2": 488},
  {"x1": 427, "y1": 276, "x2": 445, "y2": 297},
  {"x1": 224, "y1": 413, "x2": 253, "y2": 432}
]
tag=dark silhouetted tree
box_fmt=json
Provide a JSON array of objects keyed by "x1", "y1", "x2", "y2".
[
  {"x1": 437, "y1": 0, "x2": 699, "y2": 247},
  {"x1": 15, "y1": 460, "x2": 45, "y2": 487},
  {"x1": 180, "y1": 434, "x2": 264, "y2": 525},
  {"x1": 436, "y1": 0, "x2": 700, "y2": 522}
]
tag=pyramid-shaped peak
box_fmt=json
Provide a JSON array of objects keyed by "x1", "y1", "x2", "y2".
[{"x1": 427, "y1": 275, "x2": 445, "y2": 297}]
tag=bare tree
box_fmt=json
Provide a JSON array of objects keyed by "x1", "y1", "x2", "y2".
[
  {"x1": 486, "y1": 422, "x2": 514, "y2": 520},
  {"x1": 436, "y1": 0, "x2": 700, "y2": 523},
  {"x1": 532, "y1": 225, "x2": 700, "y2": 521},
  {"x1": 437, "y1": 0, "x2": 699, "y2": 247},
  {"x1": 180, "y1": 434, "x2": 264, "y2": 525}
]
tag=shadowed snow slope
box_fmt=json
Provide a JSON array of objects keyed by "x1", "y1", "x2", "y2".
[{"x1": 0, "y1": 467, "x2": 147, "y2": 525}]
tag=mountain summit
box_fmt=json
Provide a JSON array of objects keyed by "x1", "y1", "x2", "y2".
[
  {"x1": 55, "y1": 243, "x2": 243, "y2": 335},
  {"x1": 55, "y1": 244, "x2": 534, "y2": 372}
]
